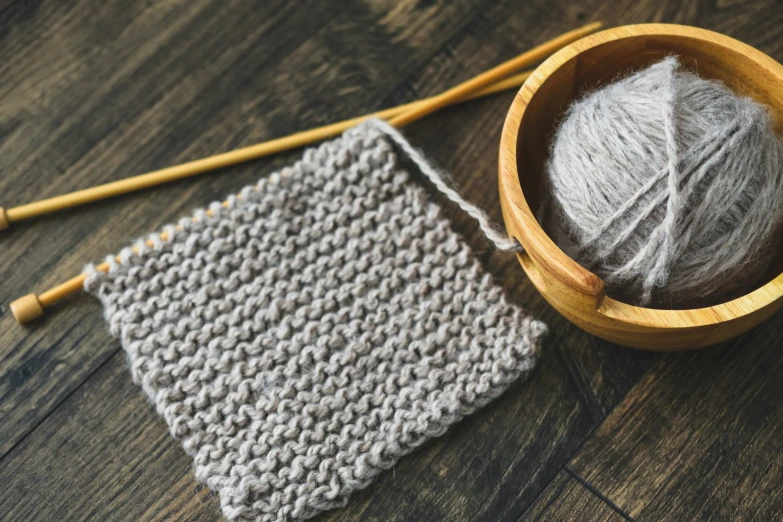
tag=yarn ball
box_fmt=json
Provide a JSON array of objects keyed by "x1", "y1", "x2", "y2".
[{"x1": 547, "y1": 57, "x2": 783, "y2": 308}]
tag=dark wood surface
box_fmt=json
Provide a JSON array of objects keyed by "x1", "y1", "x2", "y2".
[{"x1": 1, "y1": 1, "x2": 782, "y2": 521}]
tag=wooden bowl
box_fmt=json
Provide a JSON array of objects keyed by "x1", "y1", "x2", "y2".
[{"x1": 498, "y1": 24, "x2": 783, "y2": 350}]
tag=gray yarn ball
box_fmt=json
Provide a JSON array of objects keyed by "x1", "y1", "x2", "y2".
[{"x1": 547, "y1": 57, "x2": 783, "y2": 308}]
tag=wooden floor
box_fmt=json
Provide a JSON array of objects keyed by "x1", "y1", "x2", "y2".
[{"x1": 2, "y1": 1, "x2": 783, "y2": 521}]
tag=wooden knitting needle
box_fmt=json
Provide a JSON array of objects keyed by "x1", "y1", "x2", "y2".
[
  {"x1": 10, "y1": 22, "x2": 604, "y2": 323},
  {"x1": 9, "y1": 72, "x2": 535, "y2": 324},
  {"x1": 0, "y1": 21, "x2": 601, "y2": 231},
  {"x1": 388, "y1": 21, "x2": 602, "y2": 127},
  {"x1": 0, "y1": 73, "x2": 530, "y2": 233}
]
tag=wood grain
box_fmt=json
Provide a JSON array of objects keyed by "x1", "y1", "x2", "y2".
[
  {"x1": 568, "y1": 314, "x2": 783, "y2": 521},
  {"x1": 0, "y1": 356, "x2": 223, "y2": 521},
  {"x1": 518, "y1": 471, "x2": 628, "y2": 522},
  {"x1": 2, "y1": 0, "x2": 783, "y2": 521}
]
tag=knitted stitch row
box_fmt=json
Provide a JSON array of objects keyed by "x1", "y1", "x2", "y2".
[{"x1": 85, "y1": 121, "x2": 546, "y2": 522}]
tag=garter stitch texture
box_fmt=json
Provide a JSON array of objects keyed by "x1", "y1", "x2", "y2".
[
  {"x1": 548, "y1": 57, "x2": 783, "y2": 307},
  {"x1": 85, "y1": 120, "x2": 546, "y2": 522}
]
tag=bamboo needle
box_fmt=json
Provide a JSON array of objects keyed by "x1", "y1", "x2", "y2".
[
  {"x1": 10, "y1": 22, "x2": 604, "y2": 324},
  {"x1": 0, "y1": 21, "x2": 600, "y2": 230},
  {"x1": 9, "y1": 72, "x2": 534, "y2": 324},
  {"x1": 0, "y1": 71, "x2": 528, "y2": 231},
  {"x1": 388, "y1": 21, "x2": 602, "y2": 127}
]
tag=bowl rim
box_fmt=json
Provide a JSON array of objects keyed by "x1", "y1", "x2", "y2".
[{"x1": 498, "y1": 23, "x2": 783, "y2": 329}]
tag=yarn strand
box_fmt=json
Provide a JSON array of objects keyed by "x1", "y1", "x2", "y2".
[
  {"x1": 611, "y1": 114, "x2": 756, "y2": 280},
  {"x1": 646, "y1": 57, "x2": 682, "y2": 298},
  {"x1": 584, "y1": 112, "x2": 746, "y2": 264},
  {"x1": 368, "y1": 119, "x2": 520, "y2": 251}
]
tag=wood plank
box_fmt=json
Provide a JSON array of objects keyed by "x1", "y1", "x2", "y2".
[
  {"x1": 0, "y1": 355, "x2": 223, "y2": 521},
  {"x1": 518, "y1": 471, "x2": 628, "y2": 522},
  {"x1": 568, "y1": 311, "x2": 783, "y2": 521},
  {"x1": 0, "y1": 0, "x2": 16, "y2": 17},
  {"x1": 0, "y1": 0, "x2": 492, "y2": 459},
  {"x1": 3, "y1": 0, "x2": 783, "y2": 521}
]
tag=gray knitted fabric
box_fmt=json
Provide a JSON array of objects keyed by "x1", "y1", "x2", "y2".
[{"x1": 84, "y1": 121, "x2": 546, "y2": 522}]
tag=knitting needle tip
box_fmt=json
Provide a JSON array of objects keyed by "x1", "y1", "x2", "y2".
[
  {"x1": 10, "y1": 294, "x2": 44, "y2": 324},
  {"x1": 0, "y1": 208, "x2": 8, "y2": 231}
]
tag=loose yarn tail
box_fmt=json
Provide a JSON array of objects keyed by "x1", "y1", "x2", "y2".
[{"x1": 367, "y1": 119, "x2": 521, "y2": 252}]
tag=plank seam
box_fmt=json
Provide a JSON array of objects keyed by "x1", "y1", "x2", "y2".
[
  {"x1": 0, "y1": 345, "x2": 120, "y2": 463},
  {"x1": 564, "y1": 466, "x2": 636, "y2": 521}
]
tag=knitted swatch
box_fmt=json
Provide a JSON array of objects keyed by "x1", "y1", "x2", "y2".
[{"x1": 85, "y1": 121, "x2": 546, "y2": 522}]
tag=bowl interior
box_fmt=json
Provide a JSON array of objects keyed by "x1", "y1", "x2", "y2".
[{"x1": 517, "y1": 30, "x2": 783, "y2": 307}]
